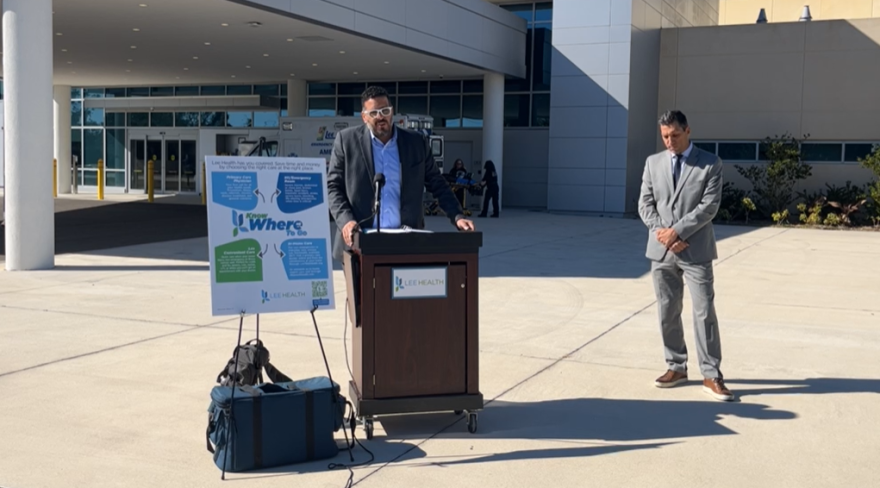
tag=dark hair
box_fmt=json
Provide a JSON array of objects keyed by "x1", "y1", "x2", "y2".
[
  {"x1": 362, "y1": 86, "x2": 390, "y2": 106},
  {"x1": 484, "y1": 160, "x2": 496, "y2": 171},
  {"x1": 658, "y1": 110, "x2": 688, "y2": 129}
]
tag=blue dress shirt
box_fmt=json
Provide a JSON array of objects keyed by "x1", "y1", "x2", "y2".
[{"x1": 370, "y1": 127, "x2": 402, "y2": 229}]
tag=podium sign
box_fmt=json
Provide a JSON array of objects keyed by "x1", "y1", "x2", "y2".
[
  {"x1": 345, "y1": 230, "x2": 483, "y2": 436},
  {"x1": 205, "y1": 156, "x2": 335, "y2": 316}
]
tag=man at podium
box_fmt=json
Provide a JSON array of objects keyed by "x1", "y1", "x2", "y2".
[{"x1": 327, "y1": 86, "x2": 475, "y2": 261}]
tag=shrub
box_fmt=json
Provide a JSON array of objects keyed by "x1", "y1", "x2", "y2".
[
  {"x1": 858, "y1": 144, "x2": 880, "y2": 226},
  {"x1": 735, "y1": 133, "x2": 812, "y2": 218}
]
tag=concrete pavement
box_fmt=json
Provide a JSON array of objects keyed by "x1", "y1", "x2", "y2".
[{"x1": 1, "y1": 210, "x2": 878, "y2": 488}]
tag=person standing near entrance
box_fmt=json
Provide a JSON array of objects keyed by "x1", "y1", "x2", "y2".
[
  {"x1": 478, "y1": 160, "x2": 499, "y2": 218},
  {"x1": 637, "y1": 110, "x2": 733, "y2": 402}
]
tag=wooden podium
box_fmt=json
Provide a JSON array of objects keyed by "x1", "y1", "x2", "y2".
[{"x1": 343, "y1": 230, "x2": 483, "y2": 438}]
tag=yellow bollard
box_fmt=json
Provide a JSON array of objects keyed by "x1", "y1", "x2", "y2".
[
  {"x1": 201, "y1": 161, "x2": 207, "y2": 205},
  {"x1": 53, "y1": 159, "x2": 58, "y2": 198},
  {"x1": 147, "y1": 160, "x2": 154, "y2": 203},
  {"x1": 97, "y1": 159, "x2": 105, "y2": 200}
]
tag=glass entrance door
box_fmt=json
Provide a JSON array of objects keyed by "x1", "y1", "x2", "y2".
[
  {"x1": 128, "y1": 132, "x2": 198, "y2": 194},
  {"x1": 129, "y1": 139, "x2": 146, "y2": 191}
]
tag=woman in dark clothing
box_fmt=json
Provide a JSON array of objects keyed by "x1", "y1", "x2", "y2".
[
  {"x1": 479, "y1": 160, "x2": 499, "y2": 218},
  {"x1": 449, "y1": 158, "x2": 468, "y2": 208}
]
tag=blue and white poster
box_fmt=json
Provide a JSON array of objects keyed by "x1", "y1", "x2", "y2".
[{"x1": 205, "y1": 156, "x2": 335, "y2": 316}]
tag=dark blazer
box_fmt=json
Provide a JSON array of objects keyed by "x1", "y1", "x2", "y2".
[{"x1": 326, "y1": 123, "x2": 464, "y2": 260}]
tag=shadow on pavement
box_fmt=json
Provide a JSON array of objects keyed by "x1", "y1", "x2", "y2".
[
  {"x1": 374, "y1": 396, "x2": 795, "y2": 465},
  {"x1": 220, "y1": 438, "x2": 424, "y2": 482},
  {"x1": 0, "y1": 199, "x2": 207, "y2": 257},
  {"x1": 730, "y1": 378, "x2": 880, "y2": 398}
]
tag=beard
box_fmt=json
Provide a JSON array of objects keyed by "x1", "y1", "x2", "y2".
[{"x1": 370, "y1": 119, "x2": 392, "y2": 138}]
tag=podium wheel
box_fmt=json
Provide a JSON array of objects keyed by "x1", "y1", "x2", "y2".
[
  {"x1": 364, "y1": 419, "x2": 374, "y2": 440},
  {"x1": 466, "y1": 413, "x2": 478, "y2": 434}
]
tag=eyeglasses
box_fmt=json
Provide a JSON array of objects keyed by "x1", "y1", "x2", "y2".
[{"x1": 365, "y1": 106, "x2": 393, "y2": 119}]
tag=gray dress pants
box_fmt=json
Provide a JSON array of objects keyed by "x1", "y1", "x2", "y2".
[{"x1": 650, "y1": 253, "x2": 722, "y2": 379}]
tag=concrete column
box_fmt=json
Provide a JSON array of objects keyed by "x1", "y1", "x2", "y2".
[
  {"x1": 482, "y1": 71, "x2": 504, "y2": 209},
  {"x1": 3, "y1": 0, "x2": 55, "y2": 270},
  {"x1": 54, "y1": 85, "x2": 72, "y2": 195},
  {"x1": 287, "y1": 79, "x2": 307, "y2": 117}
]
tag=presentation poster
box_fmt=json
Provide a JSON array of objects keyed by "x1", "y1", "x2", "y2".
[{"x1": 205, "y1": 156, "x2": 335, "y2": 316}]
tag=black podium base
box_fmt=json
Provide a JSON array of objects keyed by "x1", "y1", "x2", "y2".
[{"x1": 348, "y1": 381, "x2": 484, "y2": 438}]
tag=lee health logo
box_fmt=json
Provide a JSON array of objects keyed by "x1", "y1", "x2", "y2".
[
  {"x1": 262, "y1": 289, "x2": 305, "y2": 304},
  {"x1": 394, "y1": 276, "x2": 405, "y2": 292},
  {"x1": 231, "y1": 210, "x2": 250, "y2": 237}
]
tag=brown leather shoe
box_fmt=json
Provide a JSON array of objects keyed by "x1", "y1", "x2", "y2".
[
  {"x1": 654, "y1": 370, "x2": 688, "y2": 388},
  {"x1": 703, "y1": 377, "x2": 735, "y2": 401}
]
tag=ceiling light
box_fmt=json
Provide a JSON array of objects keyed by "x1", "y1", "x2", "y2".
[
  {"x1": 289, "y1": 73, "x2": 295, "y2": 76},
  {"x1": 263, "y1": 53, "x2": 269, "y2": 57},
  {"x1": 287, "y1": 38, "x2": 293, "y2": 42},
  {"x1": 139, "y1": 4, "x2": 147, "y2": 7},
  {"x1": 339, "y1": 51, "x2": 346, "y2": 54},
  {"x1": 67, "y1": 61, "x2": 73, "y2": 64},
  {"x1": 184, "y1": 68, "x2": 189, "y2": 71},
  {"x1": 231, "y1": 75, "x2": 236, "y2": 78},
  {"x1": 62, "y1": 49, "x2": 68, "y2": 52},
  {"x1": 126, "y1": 70, "x2": 131, "y2": 73},
  {"x1": 246, "y1": 65, "x2": 251, "y2": 68},
  {"x1": 221, "y1": 23, "x2": 229, "y2": 27},
  {"x1": 312, "y1": 63, "x2": 318, "y2": 66},
  {"x1": 128, "y1": 59, "x2": 133, "y2": 62},
  {"x1": 193, "y1": 56, "x2": 199, "y2": 60},
  {"x1": 56, "y1": 32, "x2": 62, "y2": 36},
  {"x1": 131, "y1": 45, "x2": 137, "y2": 49},
  {"x1": 384, "y1": 61, "x2": 390, "y2": 64},
  {"x1": 133, "y1": 28, "x2": 140, "y2": 32},
  {"x1": 421, "y1": 69, "x2": 426, "y2": 72},
  {"x1": 204, "y1": 42, "x2": 211, "y2": 45},
  {"x1": 353, "y1": 71, "x2": 358, "y2": 75}
]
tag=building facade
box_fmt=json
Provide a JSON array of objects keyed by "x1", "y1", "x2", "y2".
[{"x1": 4, "y1": 0, "x2": 880, "y2": 271}]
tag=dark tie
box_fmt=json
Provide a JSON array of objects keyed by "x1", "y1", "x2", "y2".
[{"x1": 672, "y1": 154, "x2": 683, "y2": 189}]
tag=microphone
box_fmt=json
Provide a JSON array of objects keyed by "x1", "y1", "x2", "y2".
[
  {"x1": 352, "y1": 173, "x2": 386, "y2": 247},
  {"x1": 373, "y1": 173, "x2": 385, "y2": 232}
]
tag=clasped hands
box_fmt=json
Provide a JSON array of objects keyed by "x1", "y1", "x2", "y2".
[{"x1": 656, "y1": 228, "x2": 688, "y2": 254}]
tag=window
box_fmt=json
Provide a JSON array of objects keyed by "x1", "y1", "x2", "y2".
[
  {"x1": 504, "y1": 94, "x2": 530, "y2": 127},
  {"x1": 695, "y1": 140, "x2": 877, "y2": 165},
  {"x1": 462, "y1": 95, "x2": 483, "y2": 128},
  {"x1": 175, "y1": 86, "x2": 200, "y2": 96},
  {"x1": 308, "y1": 98, "x2": 335, "y2": 117},
  {"x1": 694, "y1": 142, "x2": 717, "y2": 154},
  {"x1": 801, "y1": 143, "x2": 843, "y2": 162},
  {"x1": 844, "y1": 143, "x2": 878, "y2": 163},
  {"x1": 429, "y1": 96, "x2": 461, "y2": 127},
  {"x1": 175, "y1": 112, "x2": 200, "y2": 127},
  {"x1": 105, "y1": 113, "x2": 126, "y2": 127},
  {"x1": 150, "y1": 112, "x2": 173, "y2": 127},
  {"x1": 718, "y1": 142, "x2": 757, "y2": 161},
  {"x1": 128, "y1": 113, "x2": 149, "y2": 127},
  {"x1": 531, "y1": 94, "x2": 550, "y2": 127},
  {"x1": 397, "y1": 96, "x2": 428, "y2": 115}
]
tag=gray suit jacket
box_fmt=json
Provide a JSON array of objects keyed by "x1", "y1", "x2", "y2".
[
  {"x1": 326, "y1": 123, "x2": 464, "y2": 261},
  {"x1": 637, "y1": 146, "x2": 723, "y2": 264}
]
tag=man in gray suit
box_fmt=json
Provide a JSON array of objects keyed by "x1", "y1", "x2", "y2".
[
  {"x1": 638, "y1": 110, "x2": 733, "y2": 402},
  {"x1": 327, "y1": 86, "x2": 475, "y2": 261}
]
